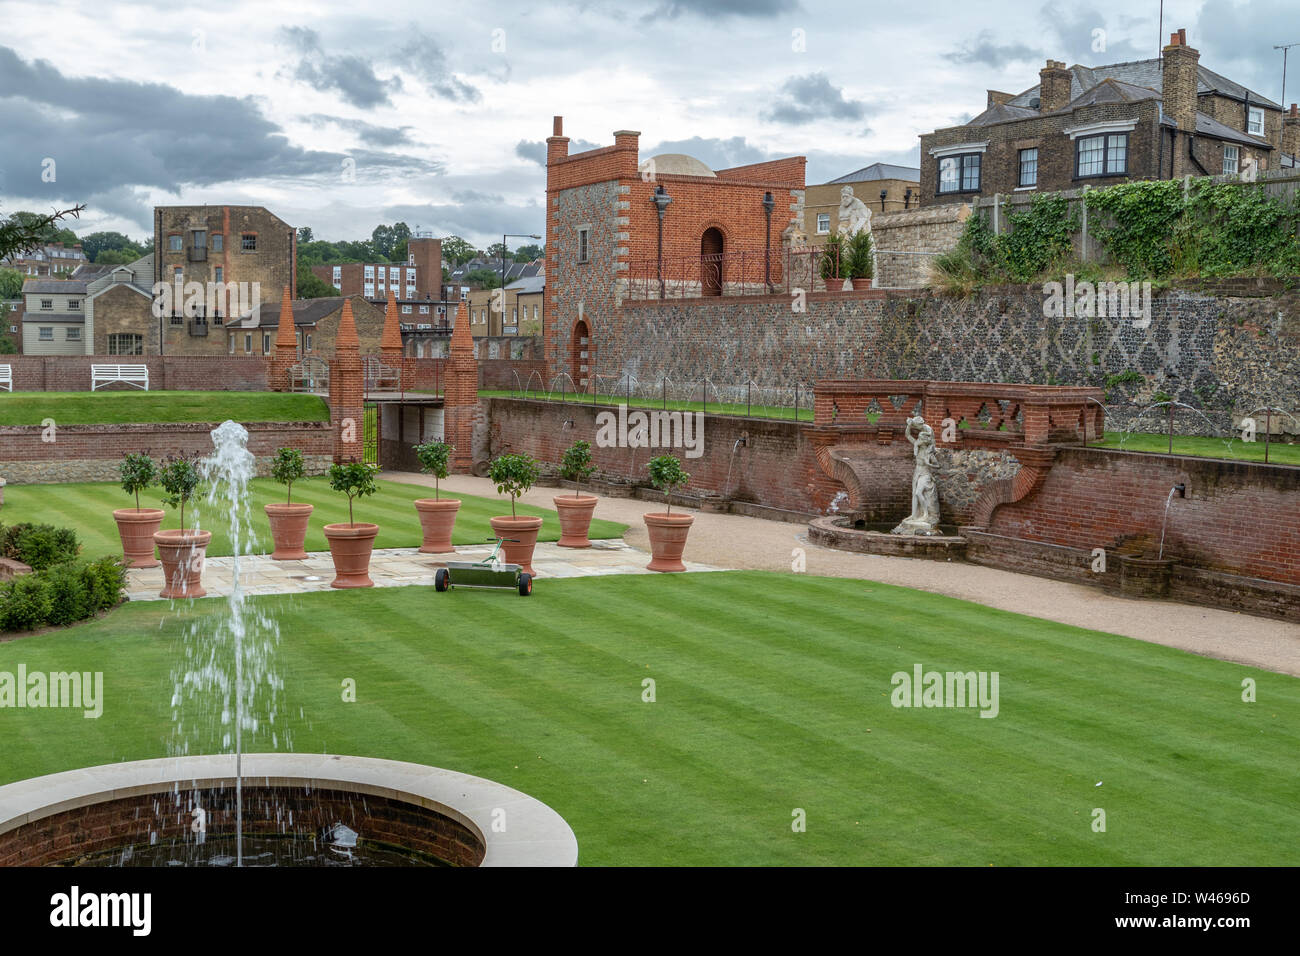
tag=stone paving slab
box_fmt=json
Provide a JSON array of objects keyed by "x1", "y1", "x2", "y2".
[{"x1": 126, "y1": 540, "x2": 724, "y2": 602}]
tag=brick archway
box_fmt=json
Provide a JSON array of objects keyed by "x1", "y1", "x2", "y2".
[
  {"x1": 700, "y1": 227, "x2": 724, "y2": 296},
  {"x1": 571, "y1": 318, "x2": 592, "y2": 392}
]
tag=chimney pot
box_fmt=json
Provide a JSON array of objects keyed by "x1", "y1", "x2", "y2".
[{"x1": 553, "y1": 116, "x2": 563, "y2": 136}]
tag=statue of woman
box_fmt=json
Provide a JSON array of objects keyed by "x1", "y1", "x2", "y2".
[{"x1": 892, "y1": 416, "x2": 942, "y2": 535}]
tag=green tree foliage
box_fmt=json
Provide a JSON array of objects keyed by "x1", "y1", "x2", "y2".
[
  {"x1": 80, "y1": 231, "x2": 145, "y2": 262},
  {"x1": 298, "y1": 270, "x2": 338, "y2": 299},
  {"x1": 464, "y1": 268, "x2": 502, "y2": 289},
  {"x1": 297, "y1": 226, "x2": 314, "y2": 244},
  {"x1": 0, "y1": 205, "x2": 84, "y2": 261},
  {"x1": 513, "y1": 243, "x2": 543, "y2": 262},
  {"x1": 441, "y1": 235, "x2": 476, "y2": 266},
  {"x1": 0, "y1": 268, "x2": 23, "y2": 299}
]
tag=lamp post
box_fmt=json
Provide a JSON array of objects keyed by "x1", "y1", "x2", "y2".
[
  {"x1": 879, "y1": 189, "x2": 888, "y2": 212},
  {"x1": 761, "y1": 191, "x2": 775, "y2": 293},
  {"x1": 500, "y1": 232, "x2": 540, "y2": 335},
  {"x1": 904, "y1": 187, "x2": 912, "y2": 210},
  {"x1": 652, "y1": 186, "x2": 672, "y2": 299}
]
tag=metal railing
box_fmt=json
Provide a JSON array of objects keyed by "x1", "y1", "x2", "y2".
[{"x1": 624, "y1": 245, "x2": 856, "y2": 301}]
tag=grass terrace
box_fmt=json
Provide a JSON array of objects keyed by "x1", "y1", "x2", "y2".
[
  {"x1": 2, "y1": 478, "x2": 627, "y2": 557},
  {"x1": 0, "y1": 391, "x2": 330, "y2": 426},
  {"x1": 1091, "y1": 431, "x2": 1300, "y2": 466},
  {"x1": 479, "y1": 388, "x2": 815, "y2": 422},
  {"x1": 1, "y1": 572, "x2": 1296, "y2": 866}
]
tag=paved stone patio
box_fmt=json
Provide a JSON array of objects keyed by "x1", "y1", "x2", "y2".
[{"x1": 126, "y1": 539, "x2": 723, "y2": 602}]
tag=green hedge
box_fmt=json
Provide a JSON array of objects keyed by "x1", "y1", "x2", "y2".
[
  {"x1": 0, "y1": 522, "x2": 80, "y2": 571},
  {"x1": 0, "y1": 556, "x2": 127, "y2": 633}
]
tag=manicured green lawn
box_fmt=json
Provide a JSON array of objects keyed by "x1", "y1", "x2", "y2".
[
  {"x1": 1, "y1": 477, "x2": 626, "y2": 558},
  {"x1": 0, "y1": 391, "x2": 329, "y2": 426},
  {"x1": 478, "y1": 388, "x2": 813, "y2": 422},
  {"x1": 1093, "y1": 431, "x2": 1300, "y2": 466},
  {"x1": 1, "y1": 572, "x2": 1295, "y2": 866}
]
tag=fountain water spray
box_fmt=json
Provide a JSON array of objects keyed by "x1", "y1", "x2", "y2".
[
  {"x1": 1158, "y1": 483, "x2": 1186, "y2": 560},
  {"x1": 169, "y1": 420, "x2": 288, "y2": 867}
]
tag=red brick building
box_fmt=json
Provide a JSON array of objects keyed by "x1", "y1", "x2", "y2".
[
  {"x1": 544, "y1": 116, "x2": 805, "y2": 387},
  {"x1": 311, "y1": 235, "x2": 442, "y2": 301}
]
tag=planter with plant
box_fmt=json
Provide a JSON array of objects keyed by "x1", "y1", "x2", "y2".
[
  {"x1": 846, "y1": 229, "x2": 875, "y2": 291},
  {"x1": 114, "y1": 453, "x2": 164, "y2": 568},
  {"x1": 487, "y1": 453, "x2": 543, "y2": 575},
  {"x1": 643, "y1": 454, "x2": 693, "y2": 572},
  {"x1": 153, "y1": 456, "x2": 211, "y2": 599},
  {"x1": 265, "y1": 446, "x2": 313, "y2": 560},
  {"x1": 322, "y1": 462, "x2": 380, "y2": 588},
  {"x1": 554, "y1": 439, "x2": 598, "y2": 548},
  {"x1": 412, "y1": 440, "x2": 460, "y2": 554},
  {"x1": 820, "y1": 233, "x2": 850, "y2": 290}
]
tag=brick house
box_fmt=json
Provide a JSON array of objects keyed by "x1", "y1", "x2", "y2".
[
  {"x1": 920, "y1": 29, "x2": 1284, "y2": 206},
  {"x1": 803, "y1": 163, "x2": 921, "y2": 246},
  {"x1": 311, "y1": 234, "x2": 443, "y2": 301},
  {"x1": 467, "y1": 274, "x2": 544, "y2": 338},
  {"x1": 228, "y1": 294, "x2": 385, "y2": 359},
  {"x1": 544, "y1": 116, "x2": 804, "y2": 387}
]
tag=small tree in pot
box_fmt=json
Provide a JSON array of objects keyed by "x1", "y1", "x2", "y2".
[
  {"x1": 114, "y1": 453, "x2": 163, "y2": 568},
  {"x1": 554, "y1": 439, "x2": 598, "y2": 548},
  {"x1": 412, "y1": 439, "x2": 460, "y2": 554},
  {"x1": 266, "y1": 447, "x2": 313, "y2": 561},
  {"x1": 323, "y1": 461, "x2": 381, "y2": 588},
  {"x1": 820, "y1": 233, "x2": 849, "y2": 289},
  {"x1": 643, "y1": 454, "x2": 693, "y2": 572},
  {"x1": 154, "y1": 455, "x2": 211, "y2": 599},
  {"x1": 488, "y1": 452, "x2": 543, "y2": 575},
  {"x1": 846, "y1": 229, "x2": 875, "y2": 290}
]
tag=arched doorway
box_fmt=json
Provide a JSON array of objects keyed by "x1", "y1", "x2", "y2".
[
  {"x1": 700, "y1": 228, "x2": 724, "y2": 296},
  {"x1": 571, "y1": 319, "x2": 591, "y2": 392}
]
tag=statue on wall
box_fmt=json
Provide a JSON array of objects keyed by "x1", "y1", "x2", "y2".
[
  {"x1": 836, "y1": 185, "x2": 871, "y2": 238},
  {"x1": 891, "y1": 416, "x2": 942, "y2": 535}
]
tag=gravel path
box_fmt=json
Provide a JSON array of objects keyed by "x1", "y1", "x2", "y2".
[{"x1": 386, "y1": 472, "x2": 1300, "y2": 678}]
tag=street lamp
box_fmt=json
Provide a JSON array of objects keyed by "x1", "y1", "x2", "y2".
[
  {"x1": 879, "y1": 189, "x2": 888, "y2": 212},
  {"x1": 500, "y1": 232, "x2": 540, "y2": 335},
  {"x1": 761, "y1": 191, "x2": 775, "y2": 293},
  {"x1": 652, "y1": 186, "x2": 672, "y2": 298}
]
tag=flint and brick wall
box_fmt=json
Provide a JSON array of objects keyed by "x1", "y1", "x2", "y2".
[{"x1": 0, "y1": 421, "x2": 333, "y2": 483}]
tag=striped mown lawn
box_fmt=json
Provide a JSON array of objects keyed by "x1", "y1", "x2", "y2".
[
  {"x1": 0, "y1": 391, "x2": 329, "y2": 426},
  {"x1": 1, "y1": 572, "x2": 1294, "y2": 866},
  {"x1": 2, "y1": 478, "x2": 626, "y2": 558}
]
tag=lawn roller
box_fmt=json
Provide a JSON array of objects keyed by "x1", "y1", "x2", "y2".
[{"x1": 434, "y1": 536, "x2": 533, "y2": 597}]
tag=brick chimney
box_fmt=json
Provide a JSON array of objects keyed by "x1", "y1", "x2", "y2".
[
  {"x1": 1163, "y1": 28, "x2": 1200, "y2": 176},
  {"x1": 546, "y1": 115, "x2": 569, "y2": 165},
  {"x1": 1038, "y1": 61, "x2": 1071, "y2": 113},
  {"x1": 1284, "y1": 103, "x2": 1300, "y2": 160}
]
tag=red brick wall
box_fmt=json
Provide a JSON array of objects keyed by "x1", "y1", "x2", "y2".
[
  {"x1": 0, "y1": 421, "x2": 333, "y2": 466},
  {"x1": 987, "y1": 447, "x2": 1300, "y2": 585},
  {"x1": 0, "y1": 355, "x2": 270, "y2": 391}
]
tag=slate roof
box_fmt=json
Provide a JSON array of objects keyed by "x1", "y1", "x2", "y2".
[
  {"x1": 235, "y1": 296, "x2": 350, "y2": 328},
  {"x1": 505, "y1": 276, "x2": 545, "y2": 294},
  {"x1": 1195, "y1": 111, "x2": 1273, "y2": 148},
  {"x1": 1003, "y1": 57, "x2": 1281, "y2": 112},
  {"x1": 22, "y1": 279, "x2": 90, "y2": 294},
  {"x1": 827, "y1": 162, "x2": 921, "y2": 183}
]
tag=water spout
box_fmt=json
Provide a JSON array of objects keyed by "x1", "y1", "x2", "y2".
[{"x1": 1158, "y1": 483, "x2": 1186, "y2": 560}]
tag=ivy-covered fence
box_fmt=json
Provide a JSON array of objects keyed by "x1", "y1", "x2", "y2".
[{"x1": 948, "y1": 171, "x2": 1300, "y2": 286}]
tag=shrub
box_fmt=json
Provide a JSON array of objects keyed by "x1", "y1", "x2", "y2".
[
  {"x1": 270, "y1": 447, "x2": 306, "y2": 504},
  {"x1": 119, "y1": 453, "x2": 157, "y2": 511},
  {"x1": 845, "y1": 229, "x2": 875, "y2": 280},
  {"x1": 647, "y1": 454, "x2": 691, "y2": 515},
  {"x1": 488, "y1": 453, "x2": 539, "y2": 518},
  {"x1": 328, "y1": 461, "x2": 379, "y2": 526},
  {"x1": 158, "y1": 456, "x2": 202, "y2": 530},
  {"x1": 0, "y1": 555, "x2": 126, "y2": 633},
  {"x1": 820, "y1": 233, "x2": 846, "y2": 281},
  {"x1": 0, "y1": 522, "x2": 80, "y2": 570},
  {"x1": 414, "y1": 440, "x2": 452, "y2": 499},
  {"x1": 558, "y1": 440, "x2": 596, "y2": 496},
  {"x1": 0, "y1": 574, "x2": 52, "y2": 632},
  {"x1": 44, "y1": 562, "x2": 90, "y2": 627}
]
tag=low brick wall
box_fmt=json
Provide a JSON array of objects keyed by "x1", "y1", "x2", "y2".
[
  {"x1": 0, "y1": 421, "x2": 334, "y2": 484},
  {"x1": 1, "y1": 355, "x2": 272, "y2": 391}
]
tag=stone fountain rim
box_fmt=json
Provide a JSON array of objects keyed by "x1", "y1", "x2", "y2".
[{"x1": 0, "y1": 753, "x2": 577, "y2": 867}]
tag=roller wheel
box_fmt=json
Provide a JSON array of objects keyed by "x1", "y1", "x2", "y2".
[
  {"x1": 517, "y1": 572, "x2": 533, "y2": 597},
  {"x1": 435, "y1": 568, "x2": 450, "y2": 592}
]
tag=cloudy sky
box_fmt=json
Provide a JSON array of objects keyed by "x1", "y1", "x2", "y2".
[{"x1": 0, "y1": 0, "x2": 1295, "y2": 248}]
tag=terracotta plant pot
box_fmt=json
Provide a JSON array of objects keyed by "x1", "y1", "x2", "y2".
[
  {"x1": 851, "y1": 277, "x2": 873, "y2": 291},
  {"x1": 114, "y1": 508, "x2": 165, "y2": 568},
  {"x1": 488, "y1": 515, "x2": 544, "y2": 576},
  {"x1": 154, "y1": 528, "x2": 212, "y2": 599},
  {"x1": 265, "y1": 502, "x2": 314, "y2": 560},
  {"x1": 323, "y1": 523, "x2": 380, "y2": 589},
  {"x1": 553, "y1": 494, "x2": 598, "y2": 548},
  {"x1": 414, "y1": 498, "x2": 461, "y2": 554},
  {"x1": 643, "y1": 512, "x2": 694, "y2": 572}
]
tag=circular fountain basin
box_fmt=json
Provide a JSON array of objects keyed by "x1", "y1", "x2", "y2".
[
  {"x1": 808, "y1": 515, "x2": 967, "y2": 560},
  {"x1": 0, "y1": 753, "x2": 577, "y2": 867}
]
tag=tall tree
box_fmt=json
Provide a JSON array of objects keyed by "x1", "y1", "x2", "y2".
[
  {"x1": 485, "y1": 241, "x2": 509, "y2": 260},
  {"x1": 297, "y1": 270, "x2": 338, "y2": 299},
  {"x1": 297, "y1": 226, "x2": 314, "y2": 244},
  {"x1": 371, "y1": 224, "x2": 394, "y2": 259},
  {"x1": 80, "y1": 231, "x2": 143, "y2": 262},
  {"x1": 513, "y1": 243, "x2": 543, "y2": 262},
  {"x1": 441, "y1": 235, "x2": 475, "y2": 267},
  {"x1": 0, "y1": 267, "x2": 23, "y2": 299}
]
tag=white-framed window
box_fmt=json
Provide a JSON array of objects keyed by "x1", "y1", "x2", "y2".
[
  {"x1": 332, "y1": 266, "x2": 342, "y2": 288},
  {"x1": 816, "y1": 213, "x2": 830, "y2": 234},
  {"x1": 168, "y1": 235, "x2": 182, "y2": 251},
  {"x1": 66, "y1": 326, "x2": 81, "y2": 340},
  {"x1": 1018, "y1": 148, "x2": 1038, "y2": 187},
  {"x1": 306, "y1": 333, "x2": 312, "y2": 351},
  {"x1": 419, "y1": 305, "x2": 429, "y2": 314},
  {"x1": 389, "y1": 267, "x2": 399, "y2": 281},
  {"x1": 38, "y1": 327, "x2": 53, "y2": 341},
  {"x1": 405, "y1": 268, "x2": 415, "y2": 281},
  {"x1": 402, "y1": 305, "x2": 412, "y2": 313},
  {"x1": 938, "y1": 154, "x2": 981, "y2": 193},
  {"x1": 363, "y1": 284, "x2": 374, "y2": 297},
  {"x1": 228, "y1": 336, "x2": 235, "y2": 354},
  {"x1": 406, "y1": 285, "x2": 416, "y2": 297},
  {"x1": 364, "y1": 265, "x2": 374, "y2": 277},
  {"x1": 1248, "y1": 108, "x2": 1264, "y2": 136},
  {"x1": 532, "y1": 305, "x2": 538, "y2": 319},
  {"x1": 1223, "y1": 145, "x2": 1240, "y2": 174}
]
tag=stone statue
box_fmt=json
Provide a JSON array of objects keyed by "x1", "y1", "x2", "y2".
[
  {"x1": 891, "y1": 416, "x2": 942, "y2": 536},
  {"x1": 836, "y1": 185, "x2": 871, "y2": 238}
]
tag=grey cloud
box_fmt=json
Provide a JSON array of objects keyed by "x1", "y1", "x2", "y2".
[
  {"x1": 761, "y1": 73, "x2": 872, "y2": 126},
  {"x1": 514, "y1": 138, "x2": 602, "y2": 165},
  {"x1": 383, "y1": 197, "x2": 545, "y2": 248},
  {"x1": 306, "y1": 114, "x2": 416, "y2": 148},
  {"x1": 642, "y1": 136, "x2": 774, "y2": 169},
  {"x1": 396, "y1": 27, "x2": 481, "y2": 103},
  {"x1": 279, "y1": 26, "x2": 322, "y2": 54},
  {"x1": 1195, "y1": 0, "x2": 1295, "y2": 101},
  {"x1": 0, "y1": 46, "x2": 434, "y2": 202},
  {"x1": 950, "y1": 30, "x2": 1041, "y2": 67},
  {"x1": 276, "y1": 27, "x2": 396, "y2": 109},
  {"x1": 646, "y1": 0, "x2": 798, "y2": 18},
  {"x1": 1041, "y1": 2, "x2": 1146, "y2": 65}
]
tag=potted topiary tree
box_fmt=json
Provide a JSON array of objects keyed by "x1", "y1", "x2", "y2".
[
  {"x1": 265, "y1": 446, "x2": 313, "y2": 560},
  {"x1": 323, "y1": 461, "x2": 380, "y2": 588},
  {"x1": 412, "y1": 439, "x2": 459, "y2": 554},
  {"x1": 820, "y1": 233, "x2": 849, "y2": 290},
  {"x1": 487, "y1": 453, "x2": 543, "y2": 575},
  {"x1": 554, "y1": 439, "x2": 598, "y2": 548},
  {"x1": 154, "y1": 455, "x2": 211, "y2": 599},
  {"x1": 846, "y1": 229, "x2": 875, "y2": 290},
  {"x1": 644, "y1": 454, "x2": 693, "y2": 572},
  {"x1": 114, "y1": 452, "x2": 163, "y2": 569}
]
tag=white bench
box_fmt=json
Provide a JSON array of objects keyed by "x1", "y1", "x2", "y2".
[
  {"x1": 91, "y1": 364, "x2": 150, "y2": 391},
  {"x1": 0, "y1": 365, "x2": 11, "y2": 392}
]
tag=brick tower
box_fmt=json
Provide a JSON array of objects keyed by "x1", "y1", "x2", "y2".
[
  {"x1": 268, "y1": 285, "x2": 298, "y2": 391},
  {"x1": 443, "y1": 300, "x2": 478, "y2": 473},
  {"x1": 329, "y1": 299, "x2": 365, "y2": 463},
  {"x1": 381, "y1": 288, "x2": 408, "y2": 389}
]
